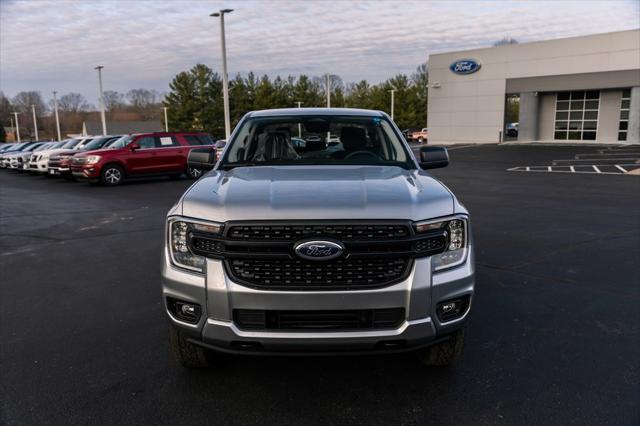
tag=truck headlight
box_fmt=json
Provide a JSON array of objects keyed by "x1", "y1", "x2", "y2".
[
  {"x1": 415, "y1": 215, "x2": 469, "y2": 271},
  {"x1": 168, "y1": 217, "x2": 222, "y2": 273},
  {"x1": 85, "y1": 155, "x2": 101, "y2": 164}
]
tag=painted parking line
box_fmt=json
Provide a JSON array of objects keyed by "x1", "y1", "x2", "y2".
[{"x1": 507, "y1": 164, "x2": 640, "y2": 175}]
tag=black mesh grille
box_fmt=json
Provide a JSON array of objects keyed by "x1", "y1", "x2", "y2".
[
  {"x1": 226, "y1": 257, "x2": 411, "y2": 290},
  {"x1": 227, "y1": 224, "x2": 410, "y2": 241},
  {"x1": 234, "y1": 308, "x2": 405, "y2": 331}
]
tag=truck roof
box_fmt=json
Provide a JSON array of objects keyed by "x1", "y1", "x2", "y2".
[{"x1": 249, "y1": 108, "x2": 386, "y2": 118}]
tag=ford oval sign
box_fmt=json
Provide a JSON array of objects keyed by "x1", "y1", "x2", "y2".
[
  {"x1": 294, "y1": 240, "x2": 344, "y2": 261},
  {"x1": 450, "y1": 59, "x2": 481, "y2": 75}
]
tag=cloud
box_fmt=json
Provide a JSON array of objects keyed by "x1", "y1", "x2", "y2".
[{"x1": 1, "y1": 0, "x2": 638, "y2": 103}]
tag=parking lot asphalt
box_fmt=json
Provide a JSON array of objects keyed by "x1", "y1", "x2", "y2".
[{"x1": 1, "y1": 145, "x2": 639, "y2": 425}]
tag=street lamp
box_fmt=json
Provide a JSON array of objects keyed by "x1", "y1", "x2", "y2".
[
  {"x1": 295, "y1": 101, "x2": 303, "y2": 137},
  {"x1": 210, "y1": 9, "x2": 233, "y2": 140},
  {"x1": 95, "y1": 65, "x2": 107, "y2": 135},
  {"x1": 163, "y1": 107, "x2": 169, "y2": 132},
  {"x1": 388, "y1": 89, "x2": 396, "y2": 120},
  {"x1": 52, "y1": 90, "x2": 61, "y2": 141},
  {"x1": 325, "y1": 74, "x2": 331, "y2": 108},
  {"x1": 31, "y1": 105, "x2": 39, "y2": 140},
  {"x1": 12, "y1": 112, "x2": 21, "y2": 142}
]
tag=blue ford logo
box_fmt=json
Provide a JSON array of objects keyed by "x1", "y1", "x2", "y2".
[
  {"x1": 294, "y1": 240, "x2": 344, "y2": 261},
  {"x1": 450, "y1": 59, "x2": 481, "y2": 75}
]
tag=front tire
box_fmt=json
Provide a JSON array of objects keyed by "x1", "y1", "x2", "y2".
[
  {"x1": 169, "y1": 326, "x2": 210, "y2": 368},
  {"x1": 417, "y1": 329, "x2": 465, "y2": 366},
  {"x1": 100, "y1": 164, "x2": 124, "y2": 186}
]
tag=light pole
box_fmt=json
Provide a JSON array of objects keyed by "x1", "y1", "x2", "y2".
[
  {"x1": 163, "y1": 107, "x2": 169, "y2": 132},
  {"x1": 13, "y1": 112, "x2": 21, "y2": 142},
  {"x1": 295, "y1": 101, "x2": 303, "y2": 137},
  {"x1": 325, "y1": 74, "x2": 331, "y2": 108},
  {"x1": 389, "y1": 89, "x2": 396, "y2": 120},
  {"x1": 95, "y1": 65, "x2": 107, "y2": 135},
  {"x1": 10, "y1": 116, "x2": 14, "y2": 142},
  {"x1": 210, "y1": 9, "x2": 233, "y2": 140},
  {"x1": 52, "y1": 91, "x2": 61, "y2": 141},
  {"x1": 31, "y1": 105, "x2": 39, "y2": 140}
]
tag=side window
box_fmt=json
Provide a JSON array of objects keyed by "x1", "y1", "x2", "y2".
[
  {"x1": 184, "y1": 135, "x2": 203, "y2": 146},
  {"x1": 197, "y1": 135, "x2": 214, "y2": 145},
  {"x1": 157, "y1": 136, "x2": 179, "y2": 147},
  {"x1": 136, "y1": 136, "x2": 157, "y2": 149}
]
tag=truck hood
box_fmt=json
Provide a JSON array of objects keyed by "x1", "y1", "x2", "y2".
[
  {"x1": 37, "y1": 148, "x2": 75, "y2": 157},
  {"x1": 180, "y1": 166, "x2": 455, "y2": 222}
]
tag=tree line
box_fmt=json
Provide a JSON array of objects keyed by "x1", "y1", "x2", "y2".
[
  {"x1": 164, "y1": 63, "x2": 429, "y2": 139},
  {"x1": 1, "y1": 64, "x2": 428, "y2": 142},
  {"x1": 0, "y1": 89, "x2": 165, "y2": 141}
]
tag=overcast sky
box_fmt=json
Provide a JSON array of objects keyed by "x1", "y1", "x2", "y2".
[{"x1": 1, "y1": 0, "x2": 638, "y2": 104}]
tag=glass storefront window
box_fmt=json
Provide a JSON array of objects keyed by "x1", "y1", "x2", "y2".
[
  {"x1": 554, "y1": 90, "x2": 599, "y2": 141},
  {"x1": 618, "y1": 90, "x2": 631, "y2": 141}
]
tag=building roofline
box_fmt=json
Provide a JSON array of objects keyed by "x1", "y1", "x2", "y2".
[{"x1": 428, "y1": 28, "x2": 640, "y2": 59}]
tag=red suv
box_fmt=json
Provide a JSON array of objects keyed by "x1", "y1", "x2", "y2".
[{"x1": 71, "y1": 132, "x2": 213, "y2": 185}]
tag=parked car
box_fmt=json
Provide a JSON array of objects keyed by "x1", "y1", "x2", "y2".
[
  {"x1": 506, "y1": 122, "x2": 519, "y2": 137},
  {"x1": 6, "y1": 142, "x2": 47, "y2": 170},
  {"x1": 71, "y1": 132, "x2": 213, "y2": 185},
  {"x1": 409, "y1": 128, "x2": 428, "y2": 143},
  {"x1": 26, "y1": 141, "x2": 66, "y2": 173},
  {"x1": 163, "y1": 108, "x2": 474, "y2": 368},
  {"x1": 27, "y1": 138, "x2": 86, "y2": 174},
  {"x1": 48, "y1": 135, "x2": 121, "y2": 178},
  {"x1": 0, "y1": 142, "x2": 31, "y2": 168}
]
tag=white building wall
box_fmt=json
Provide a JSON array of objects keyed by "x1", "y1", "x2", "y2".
[{"x1": 427, "y1": 30, "x2": 640, "y2": 144}]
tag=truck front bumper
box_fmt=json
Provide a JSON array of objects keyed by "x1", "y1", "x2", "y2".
[{"x1": 161, "y1": 247, "x2": 475, "y2": 355}]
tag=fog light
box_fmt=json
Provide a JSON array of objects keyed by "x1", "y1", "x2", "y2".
[
  {"x1": 167, "y1": 298, "x2": 201, "y2": 324},
  {"x1": 436, "y1": 296, "x2": 470, "y2": 322}
]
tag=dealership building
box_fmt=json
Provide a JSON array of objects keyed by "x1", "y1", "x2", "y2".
[{"x1": 427, "y1": 29, "x2": 640, "y2": 144}]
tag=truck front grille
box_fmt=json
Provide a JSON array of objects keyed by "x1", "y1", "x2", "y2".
[
  {"x1": 189, "y1": 220, "x2": 447, "y2": 291},
  {"x1": 233, "y1": 308, "x2": 405, "y2": 331},
  {"x1": 227, "y1": 223, "x2": 410, "y2": 241},
  {"x1": 226, "y1": 257, "x2": 411, "y2": 290}
]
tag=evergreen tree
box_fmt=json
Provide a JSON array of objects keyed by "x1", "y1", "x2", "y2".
[{"x1": 164, "y1": 64, "x2": 224, "y2": 138}]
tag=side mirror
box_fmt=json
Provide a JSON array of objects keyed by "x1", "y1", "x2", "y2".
[
  {"x1": 188, "y1": 147, "x2": 216, "y2": 171},
  {"x1": 129, "y1": 142, "x2": 140, "y2": 151},
  {"x1": 418, "y1": 146, "x2": 449, "y2": 169}
]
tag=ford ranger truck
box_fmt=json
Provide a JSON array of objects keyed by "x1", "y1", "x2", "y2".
[{"x1": 162, "y1": 108, "x2": 474, "y2": 367}]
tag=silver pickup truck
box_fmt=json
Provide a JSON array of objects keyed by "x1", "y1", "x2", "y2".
[{"x1": 162, "y1": 108, "x2": 474, "y2": 367}]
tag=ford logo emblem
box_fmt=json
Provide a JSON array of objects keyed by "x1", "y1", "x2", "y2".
[
  {"x1": 294, "y1": 240, "x2": 344, "y2": 261},
  {"x1": 450, "y1": 59, "x2": 481, "y2": 75}
]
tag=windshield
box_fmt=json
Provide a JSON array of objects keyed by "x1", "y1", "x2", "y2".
[
  {"x1": 75, "y1": 138, "x2": 93, "y2": 149},
  {"x1": 62, "y1": 139, "x2": 82, "y2": 149},
  {"x1": 82, "y1": 136, "x2": 117, "y2": 151},
  {"x1": 24, "y1": 143, "x2": 42, "y2": 152},
  {"x1": 108, "y1": 135, "x2": 134, "y2": 149},
  {"x1": 222, "y1": 115, "x2": 413, "y2": 169},
  {"x1": 34, "y1": 143, "x2": 53, "y2": 151}
]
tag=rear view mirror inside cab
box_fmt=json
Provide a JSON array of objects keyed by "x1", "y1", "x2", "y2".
[{"x1": 303, "y1": 119, "x2": 330, "y2": 133}]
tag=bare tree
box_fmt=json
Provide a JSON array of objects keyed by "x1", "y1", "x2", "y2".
[
  {"x1": 126, "y1": 89, "x2": 160, "y2": 110},
  {"x1": 493, "y1": 36, "x2": 518, "y2": 47},
  {"x1": 103, "y1": 90, "x2": 126, "y2": 111},
  {"x1": 11, "y1": 91, "x2": 47, "y2": 116},
  {"x1": 56, "y1": 92, "x2": 90, "y2": 113}
]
